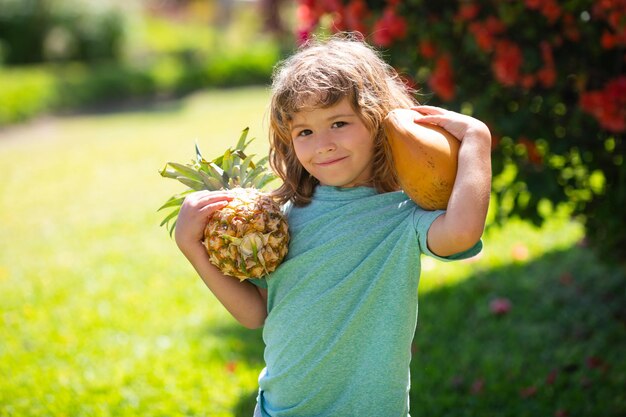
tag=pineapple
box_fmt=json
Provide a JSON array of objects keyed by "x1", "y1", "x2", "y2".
[{"x1": 159, "y1": 128, "x2": 289, "y2": 280}]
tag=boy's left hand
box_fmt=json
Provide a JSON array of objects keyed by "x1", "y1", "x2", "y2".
[{"x1": 411, "y1": 105, "x2": 490, "y2": 143}]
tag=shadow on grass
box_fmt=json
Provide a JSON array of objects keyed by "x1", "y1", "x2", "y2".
[
  {"x1": 205, "y1": 323, "x2": 265, "y2": 365},
  {"x1": 233, "y1": 389, "x2": 259, "y2": 417},
  {"x1": 199, "y1": 321, "x2": 263, "y2": 417},
  {"x1": 225, "y1": 245, "x2": 625, "y2": 417},
  {"x1": 411, "y1": 245, "x2": 626, "y2": 417}
]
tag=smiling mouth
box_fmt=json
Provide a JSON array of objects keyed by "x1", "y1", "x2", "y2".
[{"x1": 316, "y1": 156, "x2": 347, "y2": 166}]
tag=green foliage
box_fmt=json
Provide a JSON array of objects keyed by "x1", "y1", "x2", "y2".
[
  {"x1": 0, "y1": 0, "x2": 124, "y2": 64},
  {"x1": 0, "y1": 3, "x2": 281, "y2": 126},
  {"x1": 54, "y1": 62, "x2": 157, "y2": 108},
  {"x1": 1, "y1": 88, "x2": 624, "y2": 416},
  {"x1": 0, "y1": 66, "x2": 57, "y2": 124},
  {"x1": 299, "y1": 0, "x2": 625, "y2": 263},
  {"x1": 136, "y1": 15, "x2": 218, "y2": 56},
  {"x1": 0, "y1": 43, "x2": 279, "y2": 126}
]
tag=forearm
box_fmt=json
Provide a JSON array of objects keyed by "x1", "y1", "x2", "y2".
[
  {"x1": 414, "y1": 106, "x2": 492, "y2": 257},
  {"x1": 182, "y1": 244, "x2": 268, "y2": 329},
  {"x1": 445, "y1": 125, "x2": 492, "y2": 244}
]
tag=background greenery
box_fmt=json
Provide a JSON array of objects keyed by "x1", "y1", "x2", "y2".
[
  {"x1": 1, "y1": 87, "x2": 624, "y2": 417},
  {"x1": 299, "y1": 0, "x2": 625, "y2": 263},
  {"x1": 0, "y1": 0, "x2": 280, "y2": 126}
]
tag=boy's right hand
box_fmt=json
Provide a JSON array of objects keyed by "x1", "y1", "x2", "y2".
[{"x1": 174, "y1": 191, "x2": 233, "y2": 256}]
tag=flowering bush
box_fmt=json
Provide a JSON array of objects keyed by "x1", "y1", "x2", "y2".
[{"x1": 297, "y1": 0, "x2": 625, "y2": 262}]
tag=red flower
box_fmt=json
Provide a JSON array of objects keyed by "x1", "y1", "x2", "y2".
[
  {"x1": 489, "y1": 297, "x2": 512, "y2": 315},
  {"x1": 318, "y1": 0, "x2": 342, "y2": 14},
  {"x1": 429, "y1": 54, "x2": 455, "y2": 101},
  {"x1": 526, "y1": 0, "x2": 561, "y2": 23},
  {"x1": 456, "y1": 2, "x2": 480, "y2": 22},
  {"x1": 225, "y1": 360, "x2": 238, "y2": 374},
  {"x1": 562, "y1": 13, "x2": 581, "y2": 42},
  {"x1": 343, "y1": 0, "x2": 370, "y2": 34},
  {"x1": 535, "y1": 41, "x2": 557, "y2": 88},
  {"x1": 490, "y1": 132, "x2": 501, "y2": 150},
  {"x1": 418, "y1": 40, "x2": 437, "y2": 59},
  {"x1": 525, "y1": 0, "x2": 542, "y2": 9},
  {"x1": 580, "y1": 90, "x2": 604, "y2": 114},
  {"x1": 541, "y1": 0, "x2": 562, "y2": 24},
  {"x1": 372, "y1": 6, "x2": 407, "y2": 47},
  {"x1": 469, "y1": 23, "x2": 493, "y2": 52},
  {"x1": 372, "y1": 26, "x2": 393, "y2": 47},
  {"x1": 469, "y1": 16, "x2": 505, "y2": 52},
  {"x1": 593, "y1": 0, "x2": 626, "y2": 47},
  {"x1": 520, "y1": 385, "x2": 538, "y2": 398},
  {"x1": 518, "y1": 137, "x2": 543, "y2": 164},
  {"x1": 537, "y1": 66, "x2": 556, "y2": 88},
  {"x1": 586, "y1": 355, "x2": 611, "y2": 372},
  {"x1": 511, "y1": 242, "x2": 530, "y2": 260},
  {"x1": 602, "y1": 31, "x2": 619, "y2": 49},
  {"x1": 492, "y1": 40, "x2": 523, "y2": 87},
  {"x1": 470, "y1": 378, "x2": 485, "y2": 394},
  {"x1": 297, "y1": 1, "x2": 318, "y2": 28},
  {"x1": 521, "y1": 74, "x2": 536, "y2": 90},
  {"x1": 296, "y1": 2, "x2": 318, "y2": 43},
  {"x1": 540, "y1": 41, "x2": 555, "y2": 65},
  {"x1": 484, "y1": 15, "x2": 506, "y2": 34},
  {"x1": 580, "y1": 76, "x2": 626, "y2": 133},
  {"x1": 546, "y1": 368, "x2": 559, "y2": 385},
  {"x1": 608, "y1": 12, "x2": 626, "y2": 41},
  {"x1": 559, "y1": 272, "x2": 574, "y2": 286}
]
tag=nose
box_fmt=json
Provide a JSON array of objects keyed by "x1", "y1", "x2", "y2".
[{"x1": 315, "y1": 132, "x2": 336, "y2": 154}]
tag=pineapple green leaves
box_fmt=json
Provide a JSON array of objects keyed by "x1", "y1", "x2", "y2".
[{"x1": 158, "y1": 127, "x2": 277, "y2": 236}]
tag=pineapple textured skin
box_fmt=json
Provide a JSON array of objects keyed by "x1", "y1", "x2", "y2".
[{"x1": 204, "y1": 188, "x2": 289, "y2": 280}]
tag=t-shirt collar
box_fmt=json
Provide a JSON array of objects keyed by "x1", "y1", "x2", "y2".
[{"x1": 313, "y1": 185, "x2": 378, "y2": 201}]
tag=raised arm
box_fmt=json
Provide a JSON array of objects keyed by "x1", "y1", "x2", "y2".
[
  {"x1": 411, "y1": 105, "x2": 492, "y2": 257},
  {"x1": 175, "y1": 190, "x2": 268, "y2": 329}
]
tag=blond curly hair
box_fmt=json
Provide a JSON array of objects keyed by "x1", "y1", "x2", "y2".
[{"x1": 269, "y1": 33, "x2": 418, "y2": 206}]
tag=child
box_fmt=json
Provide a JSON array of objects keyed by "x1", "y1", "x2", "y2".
[{"x1": 174, "y1": 33, "x2": 491, "y2": 417}]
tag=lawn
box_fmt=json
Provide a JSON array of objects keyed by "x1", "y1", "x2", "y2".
[{"x1": 0, "y1": 87, "x2": 624, "y2": 417}]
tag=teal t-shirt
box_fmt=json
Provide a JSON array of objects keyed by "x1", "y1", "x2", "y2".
[{"x1": 251, "y1": 186, "x2": 481, "y2": 417}]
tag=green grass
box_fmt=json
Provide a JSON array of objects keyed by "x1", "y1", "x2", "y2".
[{"x1": 1, "y1": 87, "x2": 624, "y2": 417}]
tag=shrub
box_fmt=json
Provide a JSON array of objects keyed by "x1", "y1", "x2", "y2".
[
  {"x1": 53, "y1": 62, "x2": 157, "y2": 109},
  {"x1": 0, "y1": 0, "x2": 124, "y2": 65},
  {"x1": 0, "y1": 67, "x2": 58, "y2": 124},
  {"x1": 298, "y1": 0, "x2": 625, "y2": 263},
  {"x1": 0, "y1": 44, "x2": 279, "y2": 126}
]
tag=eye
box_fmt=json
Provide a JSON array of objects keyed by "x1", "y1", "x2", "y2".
[
  {"x1": 332, "y1": 121, "x2": 347, "y2": 129},
  {"x1": 294, "y1": 129, "x2": 312, "y2": 138}
]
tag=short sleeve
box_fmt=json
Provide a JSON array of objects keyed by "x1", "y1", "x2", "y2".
[
  {"x1": 248, "y1": 278, "x2": 268, "y2": 289},
  {"x1": 413, "y1": 208, "x2": 483, "y2": 262}
]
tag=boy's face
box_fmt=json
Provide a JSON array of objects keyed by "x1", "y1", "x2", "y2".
[{"x1": 290, "y1": 97, "x2": 375, "y2": 188}]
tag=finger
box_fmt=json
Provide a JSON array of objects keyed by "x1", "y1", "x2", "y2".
[
  {"x1": 414, "y1": 115, "x2": 447, "y2": 126},
  {"x1": 198, "y1": 200, "x2": 231, "y2": 215},
  {"x1": 194, "y1": 190, "x2": 235, "y2": 199},
  {"x1": 411, "y1": 105, "x2": 447, "y2": 115},
  {"x1": 193, "y1": 191, "x2": 235, "y2": 204}
]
